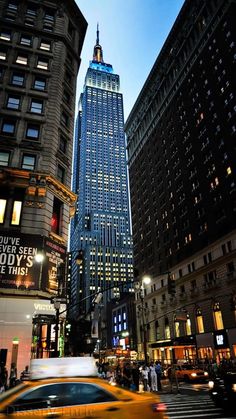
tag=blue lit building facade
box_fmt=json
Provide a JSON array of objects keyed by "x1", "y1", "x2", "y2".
[{"x1": 70, "y1": 28, "x2": 133, "y2": 319}]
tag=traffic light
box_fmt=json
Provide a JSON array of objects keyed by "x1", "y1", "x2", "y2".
[{"x1": 167, "y1": 274, "x2": 176, "y2": 295}]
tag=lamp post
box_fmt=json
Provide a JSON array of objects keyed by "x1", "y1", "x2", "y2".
[
  {"x1": 139, "y1": 275, "x2": 151, "y2": 365},
  {"x1": 34, "y1": 251, "x2": 44, "y2": 290}
]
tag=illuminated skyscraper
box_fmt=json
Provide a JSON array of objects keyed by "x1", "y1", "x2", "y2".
[{"x1": 70, "y1": 27, "x2": 133, "y2": 318}]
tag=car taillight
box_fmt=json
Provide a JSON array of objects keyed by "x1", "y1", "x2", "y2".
[{"x1": 152, "y1": 403, "x2": 167, "y2": 412}]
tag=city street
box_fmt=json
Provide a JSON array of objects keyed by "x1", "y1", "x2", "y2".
[{"x1": 159, "y1": 380, "x2": 236, "y2": 418}]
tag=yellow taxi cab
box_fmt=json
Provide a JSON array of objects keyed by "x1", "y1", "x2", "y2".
[
  {"x1": 0, "y1": 357, "x2": 168, "y2": 419},
  {"x1": 172, "y1": 364, "x2": 209, "y2": 382}
]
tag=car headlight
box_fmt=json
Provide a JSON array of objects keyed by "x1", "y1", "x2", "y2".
[
  {"x1": 204, "y1": 372, "x2": 209, "y2": 376},
  {"x1": 208, "y1": 380, "x2": 214, "y2": 389},
  {"x1": 232, "y1": 384, "x2": 236, "y2": 392},
  {"x1": 191, "y1": 373, "x2": 197, "y2": 377}
]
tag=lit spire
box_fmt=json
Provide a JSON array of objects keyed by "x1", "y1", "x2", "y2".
[{"x1": 93, "y1": 23, "x2": 104, "y2": 63}]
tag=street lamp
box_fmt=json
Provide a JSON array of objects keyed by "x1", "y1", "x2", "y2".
[
  {"x1": 34, "y1": 250, "x2": 44, "y2": 290},
  {"x1": 139, "y1": 275, "x2": 151, "y2": 365}
]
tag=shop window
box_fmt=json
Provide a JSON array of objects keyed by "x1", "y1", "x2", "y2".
[
  {"x1": 11, "y1": 72, "x2": 25, "y2": 86},
  {"x1": 22, "y1": 154, "x2": 36, "y2": 170},
  {"x1": 0, "y1": 199, "x2": 7, "y2": 223},
  {"x1": 0, "y1": 151, "x2": 10, "y2": 166},
  {"x1": 33, "y1": 77, "x2": 46, "y2": 91},
  {"x1": 11, "y1": 200, "x2": 22, "y2": 225},
  {"x1": 213, "y1": 302, "x2": 224, "y2": 330}
]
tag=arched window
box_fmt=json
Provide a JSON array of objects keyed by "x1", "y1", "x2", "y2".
[
  {"x1": 196, "y1": 307, "x2": 204, "y2": 333},
  {"x1": 186, "y1": 314, "x2": 192, "y2": 335},
  {"x1": 164, "y1": 317, "x2": 171, "y2": 339},
  {"x1": 213, "y1": 302, "x2": 224, "y2": 330},
  {"x1": 155, "y1": 320, "x2": 160, "y2": 340}
]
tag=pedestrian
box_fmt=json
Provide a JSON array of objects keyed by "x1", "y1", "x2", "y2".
[
  {"x1": 141, "y1": 365, "x2": 149, "y2": 391},
  {"x1": 0, "y1": 363, "x2": 8, "y2": 392},
  {"x1": 149, "y1": 362, "x2": 157, "y2": 391},
  {"x1": 155, "y1": 361, "x2": 162, "y2": 391},
  {"x1": 9, "y1": 363, "x2": 17, "y2": 388},
  {"x1": 131, "y1": 362, "x2": 140, "y2": 391},
  {"x1": 20, "y1": 365, "x2": 30, "y2": 381}
]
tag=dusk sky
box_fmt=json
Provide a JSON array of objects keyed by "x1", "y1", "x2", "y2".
[{"x1": 75, "y1": 0, "x2": 185, "y2": 121}]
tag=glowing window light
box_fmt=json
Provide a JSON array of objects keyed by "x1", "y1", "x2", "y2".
[{"x1": 11, "y1": 201, "x2": 22, "y2": 225}]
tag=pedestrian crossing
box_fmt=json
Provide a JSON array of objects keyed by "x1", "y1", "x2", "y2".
[{"x1": 160, "y1": 393, "x2": 236, "y2": 419}]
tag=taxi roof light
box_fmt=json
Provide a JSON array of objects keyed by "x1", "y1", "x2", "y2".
[{"x1": 30, "y1": 357, "x2": 98, "y2": 380}]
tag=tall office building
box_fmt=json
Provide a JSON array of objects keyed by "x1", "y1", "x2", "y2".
[
  {"x1": 0, "y1": 0, "x2": 87, "y2": 370},
  {"x1": 125, "y1": 0, "x2": 236, "y2": 363},
  {"x1": 70, "y1": 27, "x2": 133, "y2": 321}
]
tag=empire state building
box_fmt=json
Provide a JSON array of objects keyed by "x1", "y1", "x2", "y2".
[{"x1": 70, "y1": 27, "x2": 133, "y2": 317}]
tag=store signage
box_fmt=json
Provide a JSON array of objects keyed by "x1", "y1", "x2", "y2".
[
  {"x1": 0, "y1": 232, "x2": 67, "y2": 293},
  {"x1": 0, "y1": 232, "x2": 43, "y2": 290},
  {"x1": 214, "y1": 330, "x2": 229, "y2": 349}
]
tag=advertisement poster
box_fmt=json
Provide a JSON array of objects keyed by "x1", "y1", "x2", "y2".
[
  {"x1": 0, "y1": 232, "x2": 43, "y2": 290},
  {"x1": 0, "y1": 232, "x2": 67, "y2": 293}
]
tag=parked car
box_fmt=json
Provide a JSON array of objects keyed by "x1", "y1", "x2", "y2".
[
  {"x1": 169, "y1": 364, "x2": 209, "y2": 382},
  {"x1": 209, "y1": 369, "x2": 236, "y2": 411},
  {"x1": 0, "y1": 357, "x2": 167, "y2": 419}
]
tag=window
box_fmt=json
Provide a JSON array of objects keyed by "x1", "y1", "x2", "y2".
[
  {"x1": 213, "y1": 302, "x2": 224, "y2": 330},
  {"x1": 0, "y1": 151, "x2": 10, "y2": 166},
  {"x1": 0, "y1": 30, "x2": 11, "y2": 41},
  {"x1": 186, "y1": 315, "x2": 192, "y2": 335},
  {"x1": 11, "y1": 200, "x2": 22, "y2": 225},
  {"x1": 51, "y1": 197, "x2": 62, "y2": 235},
  {"x1": 0, "y1": 199, "x2": 7, "y2": 223},
  {"x1": 20, "y1": 35, "x2": 32, "y2": 46},
  {"x1": 57, "y1": 165, "x2": 65, "y2": 183},
  {"x1": 16, "y1": 54, "x2": 28, "y2": 65},
  {"x1": 37, "y1": 57, "x2": 49, "y2": 70},
  {"x1": 7, "y1": 1, "x2": 18, "y2": 11},
  {"x1": 2, "y1": 120, "x2": 15, "y2": 135},
  {"x1": 22, "y1": 154, "x2": 36, "y2": 170},
  {"x1": 196, "y1": 308, "x2": 204, "y2": 333},
  {"x1": 61, "y1": 112, "x2": 69, "y2": 127},
  {"x1": 26, "y1": 5, "x2": 37, "y2": 16},
  {"x1": 12, "y1": 72, "x2": 24, "y2": 86},
  {"x1": 30, "y1": 100, "x2": 43, "y2": 114},
  {"x1": 7, "y1": 95, "x2": 20, "y2": 110},
  {"x1": 40, "y1": 40, "x2": 51, "y2": 51},
  {"x1": 0, "y1": 50, "x2": 7, "y2": 60},
  {"x1": 59, "y1": 136, "x2": 67, "y2": 153},
  {"x1": 33, "y1": 77, "x2": 46, "y2": 91},
  {"x1": 26, "y1": 124, "x2": 40, "y2": 139}
]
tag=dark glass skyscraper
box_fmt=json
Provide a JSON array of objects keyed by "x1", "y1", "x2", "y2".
[{"x1": 70, "y1": 27, "x2": 133, "y2": 318}]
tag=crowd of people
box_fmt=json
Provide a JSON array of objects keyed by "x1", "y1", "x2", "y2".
[
  {"x1": 0, "y1": 362, "x2": 30, "y2": 393},
  {"x1": 97, "y1": 360, "x2": 163, "y2": 392}
]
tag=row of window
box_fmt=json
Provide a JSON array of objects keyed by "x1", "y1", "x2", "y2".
[
  {"x1": 0, "y1": 30, "x2": 51, "y2": 52},
  {"x1": 5, "y1": 95, "x2": 44, "y2": 113},
  {"x1": 3, "y1": 71, "x2": 47, "y2": 90},
  {"x1": 0, "y1": 49, "x2": 49, "y2": 70}
]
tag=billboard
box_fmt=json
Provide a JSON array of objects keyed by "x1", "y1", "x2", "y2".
[
  {"x1": 0, "y1": 232, "x2": 67, "y2": 292},
  {"x1": 0, "y1": 232, "x2": 43, "y2": 289}
]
